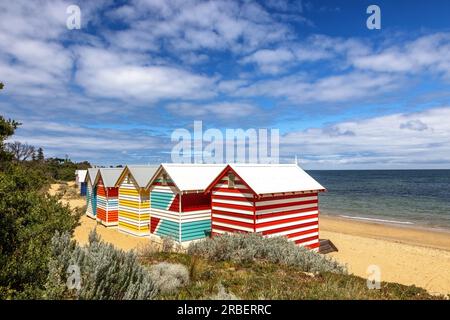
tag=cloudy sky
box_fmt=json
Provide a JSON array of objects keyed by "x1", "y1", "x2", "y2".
[{"x1": 1, "y1": 0, "x2": 450, "y2": 169}]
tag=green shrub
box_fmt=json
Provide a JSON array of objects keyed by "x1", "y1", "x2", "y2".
[
  {"x1": 0, "y1": 168, "x2": 79, "y2": 299},
  {"x1": 188, "y1": 233, "x2": 346, "y2": 274},
  {"x1": 45, "y1": 230, "x2": 158, "y2": 300}
]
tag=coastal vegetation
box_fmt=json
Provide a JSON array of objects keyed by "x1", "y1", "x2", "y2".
[
  {"x1": 138, "y1": 234, "x2": 439, "y2": 300},
  {"x1": 0, "y1": 114, "x2": 81, "y2": 298}
]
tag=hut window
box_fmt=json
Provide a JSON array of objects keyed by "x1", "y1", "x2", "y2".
[
  {"x1": 228, "y1": 173, "x2": 235, "y2": 188},
  {"x1": 126, "y1": 175, "x2": 130, "y2": 184}
]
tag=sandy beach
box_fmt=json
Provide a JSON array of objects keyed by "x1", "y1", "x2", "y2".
[
  {"x1": 320, "y1": 215, "x2": 450, "y2": 296},
  {"x1": 49, "y1": 183, "x2": 155, "y2": 251},
  {"x1": 73, "y1": 215, "x2": 152, "y2": 251},
  {"x1": 54, "y1": 183, "x2": 450, "y2": 296}
]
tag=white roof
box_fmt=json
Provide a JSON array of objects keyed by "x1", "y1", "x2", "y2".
[
  {"x1": 127, "y1": 165, "x2": 159, "y2": 188},
  {"x1": 97, "y1": 168, "x2": 124, "y2": 188},
  {"x1": 86, "y1": 168, "x2": 99, "y2": 183},
  {"x1": 150, "y1": 163, "x2": 227, "y2": 192},
  {"x1": 76, "y1": 170, "x2": 87, "y2": 182},
  {"x1": 227, "y1": 164, "x2": 325, "y2": 195}
]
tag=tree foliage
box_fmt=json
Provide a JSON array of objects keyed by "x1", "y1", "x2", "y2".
[
  {"x1": 0, "y1": 165, "x2": 80, "y2": 298},
  {"x1": 0, "y1": 116, "x2": 20, "y2": 168},
  {"x1": 0, "y1": 113, "x2": 81, "y2": 298}
]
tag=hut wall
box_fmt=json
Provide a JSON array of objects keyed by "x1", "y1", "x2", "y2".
[
  {"x1": 86, "y1": 183, "x2": 93, "y2": 216},
  {"x1": 96, "y1": 177, "x2": 119, "y2": 227},
  {"x1": 211, "y1": 174, "x2": 256, "y2": 234},
  {"x1": 118, "y1": 173, "x2": 150, "y2": 236},
  {"x1": 86, "y1": 179, "x2": 97, "y2": 218},
  {"x1": 80, "y1": 182, "x2": 87, "y2": 196},
  {"x1": 255, "y1": 192, "x2": 319, "y2": 250},
  {"x1": 210, "y1": 170, "x2": 320, "y2": 250},
  {"x1": 150, "y1": 174, "x2": 212, "y2": 242}
]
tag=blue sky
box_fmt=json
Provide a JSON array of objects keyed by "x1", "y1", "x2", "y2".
[{"x1": 1, "y1": 0, "x2": 450, "y2": 169}]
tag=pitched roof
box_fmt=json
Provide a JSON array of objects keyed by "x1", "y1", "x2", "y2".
[
  {"x1": 124, "y1": 165, "x2": 159, "y2": 188},
  {"x1": 207, "y1": 164, "x2": 325, "y2": 195},
  {"x1": 96, "y1": 168, "x2": 124, "y2": 188},
  {"x1": 75, "y1": 170, "x2": 87, "y2": 182},
  {"x1": 86, "y1": 168, "x2": 99, "y2": 183},
  {"x1": 147, "y1": 163, "x2": 227, "y2": 192}
]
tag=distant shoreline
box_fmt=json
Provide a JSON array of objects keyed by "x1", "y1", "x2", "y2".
[
  {"x1": 320, "y1": 214, "x2": 450, "y2": 251},
  {"x1": 320, "y1": 211, "x2": 450, "y2": 235}
]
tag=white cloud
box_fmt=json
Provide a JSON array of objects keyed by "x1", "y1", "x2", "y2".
[
  {"x1": 74, "y1": 46, "x2": 217, "y2": 102},
  {"x1": 233, "y1": 72, "x2": 401, "y2": 104},
  {"x1": 166, "y1": 101, "x2": 258, "y2": 119},
  {"x1": 241, "y1": 48, "x2": 296, "y2": 74},
  {"x1": 0, "y1": 1, "x2": 75, "y2": 96},
  {"x1": 108, "y1": 0, "x2": 292, "y2": 53},
  {"x1": 352, "y1": 33, "x2": 450, "y2": 78},
  {"x1": 282, "y1": 107, "x2": 450, "y2": 169},
  {"x1": 9, "y1": 119, "x2": 167, "y2": 164},
  {"x1": 239, "y1": 34, "x2": 370, "y2": 74}
]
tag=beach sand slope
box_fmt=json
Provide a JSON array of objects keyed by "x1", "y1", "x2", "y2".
[{"x1": 321, "y1": 216, "x2": 450, "y2": 296}]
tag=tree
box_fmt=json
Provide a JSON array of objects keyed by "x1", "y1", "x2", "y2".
[
  {"x1": 0, "y1": 112, "x2": 81, "y2": 298},
  {"x1": 6, "y1": 141, "x2": 36, "y2": 162},
  {"x1": 0, "y1": 116, "x2": 20, "y2": 167},
  {"x1": 0, "y1": 165, "x2": 80, "y2": 298},
  {"x1": 36, "y1": 147, "x2": 44, "y2": 162},
  {"x1": 0, "y1": 82, "x2": 3, "y2": 90}
]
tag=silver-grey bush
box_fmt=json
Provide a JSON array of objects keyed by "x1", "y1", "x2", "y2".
[
  {"x1": 187, "y1": 233, "x2": 346, "y2": 274},
  {"x1": 45, "y1": 230, "x2": 158, "y2": 300},
  {"x1": 150, "y1": 262, "x2": 190, "y2": 294}
]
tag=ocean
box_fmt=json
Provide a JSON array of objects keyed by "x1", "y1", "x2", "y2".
[{"x1": 307, "y1": 170, "x2": 450, "y2": 230}]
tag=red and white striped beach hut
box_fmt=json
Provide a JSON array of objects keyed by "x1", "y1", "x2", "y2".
[{"x1": 205, "y1": 164, "x2": 326, "y2": 251}]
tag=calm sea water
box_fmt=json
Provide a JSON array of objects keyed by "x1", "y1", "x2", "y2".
[{"x1": 307, "y1": 170, "x2": 450, "y2": 230}]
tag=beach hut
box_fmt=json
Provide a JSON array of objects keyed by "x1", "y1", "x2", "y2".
[
  {"x1": 85, "y1": 168, "x2": 99, "y2": 219},
  {"x1": 204, "y1": 164, "x2": 326, "y2": 251},
  {"x1": 75, "y1": 170, "x2": 87, "y2": 196},
  {"x1": 145, "y1": 163, "x2": 226, "y2": 244},
  {"x1": 115, "y1": 165, "x2": 159, "y2": 236},
  {"x1": 94, "y1": 168, "x2": 123, "y2": 227}
]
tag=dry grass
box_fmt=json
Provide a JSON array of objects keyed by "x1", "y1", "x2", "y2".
[{"x1": 138, "y1": 251, "x2": 444, "y2": 300}]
